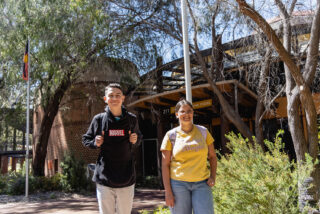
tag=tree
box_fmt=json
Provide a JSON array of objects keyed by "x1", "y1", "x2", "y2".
[
  {"x1": 0, "y1": 0, "x2": 159, "y2": 176},
  {"x1": 113, "y1": 0, "x2": 292, "y2": 147},
  {"x1": 236, "y1": 0, "x2": 320, "y2": 204},
  {"x1": 0, "y1": 0, "x2": 31, "y2": 153},
  {"x1": 111, "y1": 0, "x2": 258, "y2": 143}
]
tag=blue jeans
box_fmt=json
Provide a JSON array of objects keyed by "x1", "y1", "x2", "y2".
[{"x1": 170, "y1": 179, "x2": 214, "y2": 214}]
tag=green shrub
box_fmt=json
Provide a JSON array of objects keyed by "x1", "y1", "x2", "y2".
[
  {"x1": 33, "y1": 174, "x2": 63, "y2": 191},
  {"x1": 139, "y1": 206, "x2": 170, "y2": 214},
  {"x1": 0, "y1": 175, "x2": 6, "y2": 194},
  {"x1": 50, "y1": 173, "x2": 63, "y2": 191},
  {"x1": 60, "y1": 152, "x2": 90, "y2": 192},
  {"x1": 4, "y1": 171, "x2": 38, "y2": 195},
  {"x1": 213, "y1": 131, "x2": 314, "y2": 214},
  {"x1": 0, "y1": 170, "x2": 64, "y2": 195},
  {"x1": 136, "y1": 176, "x2": 161, "y2": 188}
]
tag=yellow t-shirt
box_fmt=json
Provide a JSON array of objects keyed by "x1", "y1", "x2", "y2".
[{"x1": 160, "y1": 125, "x2": 214, "y2": 182}]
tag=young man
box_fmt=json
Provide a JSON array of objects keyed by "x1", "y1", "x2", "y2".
[{"x1": 82, "y1": 83, "x2": 142, "y2": 214}]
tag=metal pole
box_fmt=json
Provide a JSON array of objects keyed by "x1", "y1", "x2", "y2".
[
  {"x1": 25, "y1": 39, "x2": 30, "y2": 198},
  {"x1": 181, "y1": 0, "x2": 192, "y2": 103}
]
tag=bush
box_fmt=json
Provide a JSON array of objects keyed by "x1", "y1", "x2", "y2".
[
  {"x1": 0, "y1": 175, "x2": 6, "y2": 194},
  {"x1": 213, "y1": 131, "x2": 314, "y2": 214},
  {"x1": 0, "y1": 171, "x2": 63, "y2": 195},
  {"x1": 33, "y1": 174, "x2": 63, "y2": 192},
  {"x1": 139, "y1": 206, "x2": 170, "y2": 214},
  {"x1": 136, "y1": 176, "x2": 161, "y2": 188},
  {"x1": 3, "y1": 171, "x2": 38, "y2": 195},
  {"x1": 0, "y1": 154, "x2": 91, "y2": 194},
  {"x1": 60, "y1": 152, "x2": 91, "y2": 192}
]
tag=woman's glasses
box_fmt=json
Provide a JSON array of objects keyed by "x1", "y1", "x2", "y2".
[{"x1": 178, "y1": 110, "x2": 194, "y2": 114}]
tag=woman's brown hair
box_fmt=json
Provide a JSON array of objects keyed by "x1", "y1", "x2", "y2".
[{"x1": 175, "y1": 99, "x2": 194, "y2": 113}]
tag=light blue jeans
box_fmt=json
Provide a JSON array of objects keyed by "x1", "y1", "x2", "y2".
[{"x1": 170, "y1": 179, "x2": 214, "y2": 214}]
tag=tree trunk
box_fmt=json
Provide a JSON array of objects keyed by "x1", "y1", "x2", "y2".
[
  {"x1": 202, "y1": 63, "x2": 253, "y2": 141},
  {"x1": 255, "y1": 47, "x2": 272, "y2": 148},
  {"x1": 5, "y1": 124, "x2": 8, "y2": 151},
  {"x1": 13, "y1": 128, "x2": 16, "y2": 151},
  {"x1": 193, "y1": 43, "x2": 253, "y2": 141},
  {"x1": 220, "y1": 111, "x2": 229, "y2": 154},
  {"x1": 32, "y1": 76, "x2": 72, "y2": 176},
  {"x1": 22, "y1": 132, "x2": 25, "y2": 150},
  {"x1": 188, "y1": 11, "x2": 254, "y2": 141},
  {"x1": 255, "y1": 99, "x2": 264, "y2": 147},
  {"x1": 0, "y1": 123, "x2": 2, "y2": 151}
]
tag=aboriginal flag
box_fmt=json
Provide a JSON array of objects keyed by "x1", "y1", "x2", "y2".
[{"x1": 22, "y1": 41, "x2": 28, "y2": 81}]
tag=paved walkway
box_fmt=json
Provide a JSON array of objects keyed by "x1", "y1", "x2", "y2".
[{"x1": 0, "y1": 188, "x2": 166, "y2": 214}]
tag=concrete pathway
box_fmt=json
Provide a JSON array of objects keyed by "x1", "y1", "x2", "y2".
[{"x1": 0, "y1": 188, "x2": 165, "y2": 214}]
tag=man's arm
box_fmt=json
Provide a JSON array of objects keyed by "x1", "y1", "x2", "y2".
[
  {"x1": 129, "y1": 115, "x2": 143, "y2": 146},
  {"x1": 82, "y1": 115, "x2": 101, "y2": 149}
]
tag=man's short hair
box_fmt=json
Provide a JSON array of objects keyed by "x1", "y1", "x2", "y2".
[{"x1": 105, "y1": 83, "x2": 123, "y2": 94}]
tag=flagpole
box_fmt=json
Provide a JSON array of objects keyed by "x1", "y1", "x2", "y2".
[
  {"x1": 181, "y1": 0, "x2": 192, "y2": 103},
  {"x1": 25, "y1": 38, "x2": 30, "y2": 198}
]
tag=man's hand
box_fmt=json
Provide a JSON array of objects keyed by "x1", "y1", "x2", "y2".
[
  {"x1": 95, "y1": 131, "x2": 104, "y2": 147},
  {"x1": 129, "y1": 131, "x2": 138, "y2": 144}
]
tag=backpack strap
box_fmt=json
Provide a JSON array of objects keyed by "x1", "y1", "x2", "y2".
[
  {"x1": 195, "y1": 125, "x2": 207, "y2": 141},
  {"x1": 101, "y1": 112, "x2": 108, "y2": 136},
  {"x1": 168, "y1": 127, "x2": 178, "y2": 148}
]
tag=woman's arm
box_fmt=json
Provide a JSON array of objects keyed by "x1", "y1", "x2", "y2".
[
  {"x1": 162, "y1": 150, "x2": 175, "y2": 207},
  {"x1": 207, "y1": 143, "x2": 217, "y2": 187}
]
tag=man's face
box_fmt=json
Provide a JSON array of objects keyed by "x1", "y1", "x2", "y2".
[{"x1": 105, "y1": 87, "x2": 125, "y2": 108}]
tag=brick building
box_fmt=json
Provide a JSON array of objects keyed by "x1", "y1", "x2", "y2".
[{"x1": 33, "y1": 57, "x2": 139, "y2": 176}]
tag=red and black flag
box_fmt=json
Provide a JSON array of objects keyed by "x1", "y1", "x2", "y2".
[{"x1": 22, "y1": 41, "x2": 29, "y2": 81}]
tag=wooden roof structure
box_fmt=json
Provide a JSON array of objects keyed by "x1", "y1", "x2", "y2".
[{"x1": 128, "y1": 80, "x2": 257, "y2": 120}]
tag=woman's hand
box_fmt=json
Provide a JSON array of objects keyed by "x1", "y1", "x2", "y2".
[
  {"x1": 207, "y1": 176, "x2": 215, "y2": 187},
  {"x1": 165, "y1": 191, "x2": 175, "y2": 207}
]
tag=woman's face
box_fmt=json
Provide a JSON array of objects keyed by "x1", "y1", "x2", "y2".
[{"x1": 176, "y1": 104, "x2": 194, "y2": 125}]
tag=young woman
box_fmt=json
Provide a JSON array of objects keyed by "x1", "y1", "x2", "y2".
[{"x1": 161, "y1": 99, "x2": 217, "y2": 214}]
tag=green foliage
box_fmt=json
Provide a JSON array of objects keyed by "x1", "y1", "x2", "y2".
[
  {"x1": 5, "y1": 172, "x2": 29, "y2": 195},
  {"x1": 33, "y1": 173, "x2": 63, "y2": 192},
  {"x1": 213, "y1": 131, "x2": 315, "y2": 214},
  {"x1": 0, "y1": 171, "x2": 63, "y2": 195},
  {"x1": 139, "y1": 206, "x2": 170, "y2": 214},
  {"x1": 0, "y1": 174, "x2": 7, "y2": 194},
  {"x1": 136, "y1": 176, "x2": 161, "y2": 188},
  {"x1": 148, "y1": 130, "x2": 316, "y2": 214},
  {"x1": 0, "y1": 171, "x2": 36, "y2": 195},
  {"x1": 60, "y1": 152, "x2": 90, "y2": 192}
]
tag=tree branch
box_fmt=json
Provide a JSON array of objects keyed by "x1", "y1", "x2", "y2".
[
  {"x1": 236, "y1": 0, "x2": 305, "y2": 87},
  {"x1": 304, "y1": 1, "x2": 320, "y2": 85}
]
